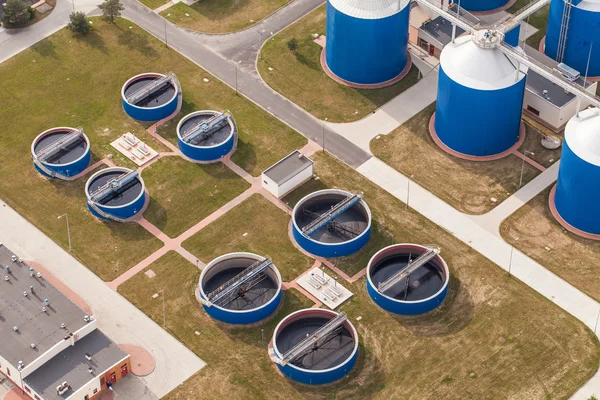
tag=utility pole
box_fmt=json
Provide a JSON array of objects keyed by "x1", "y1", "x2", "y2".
[
  {"x1": 322, "y1": 118, "x2": 327, "y2": 153},
  {"x1": 519, "y1": 150, "x2": 534, "y2": 188},
  {"x1": 58, "y1": 214, "x2": 71, "y2": 252},
  {"x1": 164, "y1": 14, "x2": 171, "y2": 48},
  {"x1": 161, "y1": 289, "x2": 166, "y2": 327},
  {"x1": 508, "y1": 246, "x2": 514, "y2": 277}
]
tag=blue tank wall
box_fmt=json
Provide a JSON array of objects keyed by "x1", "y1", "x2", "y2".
[
  {"x1": 276, "y1": 349, "x2": 357, "y2": 385},
  {"x1": 292, "y1": 223, "x2": 370, "y2": 258},
  {"x1": 555, "y1": 141, "x2": 600, "y2": 234},
  {"x1": 87, "y1": 191, "x2": 146, "y2": 221},
  {"x1": 434, "y1": 65, "x2": 525, "y2": 156},
  {"x1": 504, "y1": 25, "x2": 521, "y2": 47},
  {"x1": 325, "y1": 1, "x2": 409, "y2": 85},
  {"x1": 122, "y1": 94, "x2": 179, "y2": 122},
  {"x1": 34, "y1": 149, "x2": 91, "y2": 178},
  {"x1": 200, "y1": 289, "x2": 281, "y2": 325},
  {"x1": 178, "y1": 134, "x2": 235, "y2": 162},
  {"x1": 545, "y1": 0, "x2": 600, "y2": 77},
  {"x1": 459, "y1": 0, "x2": 510, "y2": 12},
  {"x1": 366, "y1": 278, "x2": 448, "y2": 315}
]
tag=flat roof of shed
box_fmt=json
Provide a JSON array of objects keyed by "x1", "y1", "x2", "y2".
[{"x1": 263, "y1": 150, "x2": 313, "y2": 185}]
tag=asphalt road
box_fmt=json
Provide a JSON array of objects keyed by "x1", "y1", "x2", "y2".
[{"x1": 123, "y1": 0, "x2": 371, "y2": 168}]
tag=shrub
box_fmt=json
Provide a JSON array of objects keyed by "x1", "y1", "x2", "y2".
[
  {"x1": 99, "y1": 0, "x2": 123, "y2": 23},
  {"x1": 67, "y1": 11, "x2": 91, "y2": 34},
  {"x1": 287, "y1": 38, "x2": 298, "y2": 53},
  {"x1": 2, "y1": 0, "x2": 31, "y2": 27}
]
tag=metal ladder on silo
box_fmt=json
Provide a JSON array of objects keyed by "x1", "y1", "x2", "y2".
[
  {"x1": 301, "y1": 193, "x2": 363, "y2": 237},
  {"x1": 556, "y1": 0, "x2": 573, "y2": 63},
  {"x1": 181, "y1": 110, "x2": 231, "y2": 144},
  {"x1": 273, "y1": 312, "x2": 348, "y2": 366},
  {"x1": 86, "y1": 171, "x2": 139, "y2": 222},
  {"x1": 377, "y1": 246, "x2": 440, "y2": 295},
  {"x1": 201, "y1": 258, "x2": 272, "y2": 307},
  {"x1": 32, "y1": 128, "x2": 84, "y2": 179}
]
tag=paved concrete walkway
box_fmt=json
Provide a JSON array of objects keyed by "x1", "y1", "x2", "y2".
[{"x1": 0, "y1": 199, "x2": 206, "y2": 399}]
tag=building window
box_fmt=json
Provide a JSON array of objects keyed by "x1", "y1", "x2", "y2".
[
  {"x1": 526, "y1": 105, "x2": 540, "y2": 116},
  {"x1": 93, "y1": 388, "x2": 98, "y2": 394},
  {"x1": 25, "y1": 387, "x2": 31, "y2": 393},
  {"x1": 34, "y1": 396, "x2": 40, "y2": 400},
  {"x1": 6, "y1": 368, "x2": 10, "y2": 376},
  {"x1": 101, "y1": 377, "x2": 105, "y2": 386}
]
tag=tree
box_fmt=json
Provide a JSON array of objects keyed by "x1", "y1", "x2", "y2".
[
  {"x1": 287, "y1": 38, "x2": 298, "y2": 53},
  {"x1": 67, "y1": 11, "x2": 91, "y2": 34},
  {"x1": 98, "y1": 0, "x2": 123, "y2": 23},
  {"x1": 2, "y1": 0, "x2": 31, "y2": 27}
]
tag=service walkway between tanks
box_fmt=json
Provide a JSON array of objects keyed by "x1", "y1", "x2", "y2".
[{"x1": 0, "y1": 198, "x2": 206, "y2": 399}]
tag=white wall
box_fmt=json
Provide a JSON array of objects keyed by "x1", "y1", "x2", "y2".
[
  {"x1": 0, "y1": 353, "x2": 22, "y2": 388},
  {"x1": 278, "y1": 165, "x2": 314, "y2": 199},
  {"x1": 261, "y1": 174, "x2": 279, "y2": 198},
  {"x1": 21, "y1": 320, "x2": 97, "y2": 379}
]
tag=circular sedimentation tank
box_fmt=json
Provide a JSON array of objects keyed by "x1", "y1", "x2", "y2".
[
  {"x1": 458, "y1": 0, "x2": 511, "y2": 13},
  {"x1": 366, "y1": 244, "x2": 450, "y2": 315},
  {"x1": 269, "y1": 308, "x2": 359, "y2": 385},
  {"x1": 198, "y1": 253, "x2": 282, "y2": 324},
  {"x1": 31, "y1": 127, "x2": 91, "y2": 180},
  {"x1": 85, "y1": 167, "x2": 146, "y2": 221},
  {"x1": 552, "y1": 107, "x2": 600, "y2": 236},
  {"x1": 292, "y1": 189, "x2": 371, "y2": 258},
  {"x1": 432, "y1": 31, "x2": 527, "y2": 158},
  {"x1": 121, "y1": 73, "x2": 180, "y2": 122},
  {"x1": 325, "y1": 0, "x2": 411, "y2": 85},
  {"x1": 176, "y1": 110, "x2": 236, "y2": 162},
  {"x1": 545, "y1": 0, "x2": 600, "y2": 78}
]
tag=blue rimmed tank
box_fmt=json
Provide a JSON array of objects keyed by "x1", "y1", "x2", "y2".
[
  {"x1": 198, "y1": 253, "x2": 282, "y2": 325},
  {"x1": 31, "y1": 127, "x2": 91, "y2": 180},
  {"x1": 269, "y1": 308, "x2": 358, "y2": 385},
  {"x1": 121, "y1": 72, "x2": 180, "y2": 122},
  {"x1": 291, "y1": 189, "x2": 371, "y2": 258},
  {"x1": 433, "y1": 31, "x2": 527, "y2": 157},
  {"x1": 553, "y1": 107, "x2": 600, "y2": 235},
  {"x1": 85, "y1": 167, "x2": 146, "y2": 222},
  {"x1": 325, "y1": 0, "x2": 410, "y2": 85},
  {"x1": 366, "y1": 244, "x2": 450, "y2": 315},
  {"x1": 545, "y1": 0, "x2": 600, "y2": 78},
  {"x1": 458, "y1": 0, "x2": 511, "y2": 13},
  {"x1": 177, "y1": 110, "x2": 236, "y2": 162}
]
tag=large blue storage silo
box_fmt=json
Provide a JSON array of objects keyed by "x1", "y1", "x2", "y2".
[
  {"x1": 121, "y1": 73, "x2": 181, "y2": 122},
  {"x1": 458, "y1": 0, "x2": 511, "y2": 13},
  {"x1": 433, "y1": 32, "x2": 527, "y2": 158},
  {"x1": 325, "y1": 0, "x2": 410, "y2": 85},
  {"x1": 553, "y1": 107, "x2": 600, "y2": 235},
  {"x1": 31, "y1": 127, "x2": 91, "y2": 180},
  {"x1": 545, "y1": 0, "x2": 600, "y2": 78},
  {"x1": 269, "y1": 309, "x2": 359, "y2": 385},
  {"x1": 198, "y1": 253, "x2": 283, "y2": 325}
]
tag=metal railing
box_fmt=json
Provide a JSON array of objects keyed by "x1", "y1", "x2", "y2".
[
  {"x1": 89, "y1": 170, "x2": 139, "y2": 203},
  {"x1": 302, "y1": 193, "x2": 362, "y2": 237},
  {"x1": 181, "y1": 111, "x2": 231, "y2": 144},
  {"x1": 203, "y1": 258, "x2": 272, "y2": 307},
  {"x1": 35, "y1": 129, "x2": 83, "y2": 162},
  {"x1": 377, "y1": 246, "x2": 440, "y2": 294},
  {"x1": 126, "y1": 73, "x2": 175, "y2": 105},
  {"x1": 276, "y1": 312, "x2": 347, "y2": 366}
]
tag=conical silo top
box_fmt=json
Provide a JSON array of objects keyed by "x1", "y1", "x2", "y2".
[{"x1": 565, "y1": 107, "x2": 600, "y2": 166}]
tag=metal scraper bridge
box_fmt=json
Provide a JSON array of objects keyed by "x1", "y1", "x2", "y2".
[
  {"x1": 301, "y1": 193, "x2": 363, "y2": 237},
  {"x1": 31, "y1": 127, "x2": 91, "y2": 180},
  {"x1": 377, "y1": 246, "x2": 441, "y2": 296}
]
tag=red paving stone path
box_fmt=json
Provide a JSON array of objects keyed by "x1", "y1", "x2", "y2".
[
  {"x1": 320, "y1": 47, "x2": 413, "y2": 89},
  {"x1": 119, "y1": 344, "x2": 156, "y2": 376},
  {"x1": 26, "y1": 261, "x2": 92, "y2": 315},
  {"x1": 3, "y1": 389, "x2": 29, "y2": 400},
  {"x1": 548, "y1": 185, "x2": 600, "y2": 241}
]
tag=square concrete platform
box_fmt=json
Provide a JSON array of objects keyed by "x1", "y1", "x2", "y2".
[{"x1": 297, "y1": 267, "x2": 353, "y2": 309}]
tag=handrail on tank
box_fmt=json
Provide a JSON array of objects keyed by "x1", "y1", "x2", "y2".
[
  {"x1": 89, "y1": 170, "x2": 139, "y2": 203},
  {"x1": 126, "y1": 73, "x2": 175, "y2": 105},
  {"x1": 302, "y1": 193, "x2": 363, "y2": 237},
  {"x1": 35, "y1": 128, "x2": 84, "y2": 162},
  {"x1": 181, "y1": 110, "x2": 231, "y2": 144},
  {"x1": 377, "y1": 246, "x2": 441, "y2": 295}
]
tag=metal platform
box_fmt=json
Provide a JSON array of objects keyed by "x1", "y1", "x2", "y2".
[
  {"x1": 202, "y1": 258, "x2": 273, "y2": 308},
  {"x1": 89, "y1": 170, "x2": 139, "y2": 204},
  {"x1": 276, "y1": 312, "x2": 348, "y2": 367},
  {"x1": 297, "y1": 267, "x2": 353, "y2": 309},
  {"x1": 302, "y1": 193, "x2": 362, "y2": 237},
  {"x1": 126, "y1": 74, "x2": 175, "y2": 105},
  {"x1": 377, "y1": 246, "x2": 440, "y2": 296},
  {"x1": 180, "y1": 111, "x2": 231, "y2": 145},
  {"x1": 110, "y1": 133, "x2": 158, "y2": 167},
  {"x1": 35, "y1": 129, "x2": 83, "y2": 162}
]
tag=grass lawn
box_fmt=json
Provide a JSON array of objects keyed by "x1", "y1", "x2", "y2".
[
  {"x1": 141, "y1": 157, "x2": 250, "y2": 238},
  {"x1": 128, "y1": 155, "x2": 599, "y2": 399},
  {"x1": 117, "y1": 251, "x2": 315, "y2": 399},
  {"x1": 137, "y1": 0, "x2": 169, "y2": 10},
  {"x1": 160, "y1": 0, "x2": 291, "y2": 34},
  {"x1": 525, "y1": 5, "x2": 550, "y2": 49},
  {"x1": 258, "y1": 5, "x2": 421, "y2": 123},
  {"x1": 182, "y1": 194, "x2": 314, "y2": 281},
  {"x1": 370, "y1": 103, "x2": 540, "y2": 215},
  {"x1": 0, "y1": 18, "x2": 305, "y2": 279},
  {"x1": 500, "y1": 186, "x2": 600, "y2": 302},
  {"x1": 518, "y1": 120, "x2": 563, "y2": 169}
]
